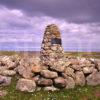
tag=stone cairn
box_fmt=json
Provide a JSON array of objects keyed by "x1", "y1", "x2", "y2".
[
  {"x1": 40, "y1": 24, "x2": 66, "y2": 72},
  {"x1": 0, "y1": 24, "x2": 100, "y2": 94}
]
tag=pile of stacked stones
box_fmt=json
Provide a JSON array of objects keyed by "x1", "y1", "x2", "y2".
[
  {"x1": 40, "y1": 24, "x2": 66, "y2": 72},
  {"x1": 0, "y1": 24, "x2": 100, "y2": 94},
  {"x1": 0, "y1": 54, "x2": 100, "y2": 93}
]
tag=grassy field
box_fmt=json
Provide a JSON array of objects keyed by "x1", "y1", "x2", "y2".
[
  {"x1": 0, "y1": 51, "x2": 100, "y2": 100},
  {"x1": 65, "y1": 52, "x2": 100, "y2": 59},
  {"x1": 0, "y1": 51, "x2": 100, "y2": 58}
]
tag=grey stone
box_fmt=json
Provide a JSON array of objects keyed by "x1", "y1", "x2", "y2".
[
  {"x1": 17, "y1": 65, "x2": 33, "y2": 79},
  {"x1": 44, "y1": 86, "x2": 59, "y2": 91},
  {"x1": 32, "y1": 65, "x2": 41, "y2": 73},
  {"x1": 64, "y1": 67, "x2": 75, "y2": 78},
  {"x1": 54, "y1": 77, "x2": 66, "y2": 88},
  {"x1": 83, "y1": 67, "x2": 95, "y2": 74},
  {"x1": 15, "y1": 58, "x2": 33, "y2": 79},
  {"x1": 75, "y1": 71, "x2": 85, "y2": 86},
  {"x1": 41, "y1": 70, "x2": 58, "y2": 79},
  {"x1": 50, "y1": 65, "x2": 65, "y2": 72},
  {"x1": 51, "y1": 46, "x2": 57, "y2": 51},
  {"x1": 0, "y1": 70, "x2": 16, "y2": 76},
  {"x1": 37, "y1": 78, "x2": 53, "y2": 86},
  {"x1": 65, "y1": 76, "x2": 75, "y2": 89},
  {"x1": 50, "y1": 60, "x2": 66, "y2": 72},
  {"x1": 97, "y1": 63, "x2": 100, "y2": 71},
  {"x1": 80, "y1": 59, "x2": 92, "y2": 67},
  {"x1": 96, "y1": 60, "x2": 100, "y2": 71},
  {"x1": 7, "y1": 61, "x2": 18, "y2": 69},
  {"x1": 71, "y1": 65, "x2": 82, "y2": 71},
  {"x1": 86, "y1": 72, "x2": 100, "y2": 86},
  {"x1": 65, "y1": 61, "x2": 72, "y2": 67},
  {"x1": 69, "y1": 59, "x2": 80, "y2": 65},
  {"x1": 16, "y1": 78, "x2": 36, "y2": 92},
  {"x1": 32, "y1": 75, "x2": 40, "y2": 83},
  {"x1": 0, "y1": 75, "x2": 11, "y2": 86},
  {"x1": 0, "y1": 56, "x2": 18, "y2": 70},
  {"x1": 36, "y1": 87, "x2": 41, "y2": 91},
  {"x1": 30, "y1": 57, "x2": 41, "y2": 66}
]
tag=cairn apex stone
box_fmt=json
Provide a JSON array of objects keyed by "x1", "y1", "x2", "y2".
[{"x1": 40, "y1": 24, "x2": 65, "y2": 68}]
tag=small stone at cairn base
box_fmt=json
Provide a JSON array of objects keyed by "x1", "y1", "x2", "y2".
[{"x1": 40, "y1": 24, "x2": 66, "y2": 72}]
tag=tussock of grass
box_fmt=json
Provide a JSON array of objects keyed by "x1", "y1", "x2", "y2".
[{"x1": 0, "y1": 51, "x2": 19, "y2": 56}]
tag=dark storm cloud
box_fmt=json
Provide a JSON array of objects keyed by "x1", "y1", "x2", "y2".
[{"x1": 0, "y1": 0, "x2": 100, "y2": 23}]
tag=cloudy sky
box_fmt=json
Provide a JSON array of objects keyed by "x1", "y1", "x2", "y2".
[{"x1": 0, "y1": 0, "x2": 100, "y2": 51}]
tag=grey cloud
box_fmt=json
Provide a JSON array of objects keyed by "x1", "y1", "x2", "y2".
[
  {"x1": 0, "y1": 7, "x2": 32, "y2": 30},
  {"x1": 0, "y1": 0, "x2": 100, "y2": 23},
  {"x1": 6, "y1": 18, "x2": 32, "y2": 29}
]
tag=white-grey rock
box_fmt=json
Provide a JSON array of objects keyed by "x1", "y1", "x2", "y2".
[
  {"x1": 0, "y1": 70, "x2": 16, "y2": 76},
  {"x1": 7, "y1": 61, "x2": 17, "y2": 69},
  {"x1": 64, "y1": 67, "x2": 75, "y2": 78},
  {"x1": 17, "y1": 58, "x2": 33, "y2": 78},
  {"x1": 50, "y1": 60, "x2": 66, "y2": 72},
  {"x1": 83, "y1": 67, "x2": 95, "y2": 74},
  {"x1": 30, "y1": 57, "x2": 41, "y2": 66},
  {"x1": 86, "y1": 72, "x2": 100, "y2": 86},
  {"x1": 54, "y1": 77, "x2": 66, "y2": 88},
  {"x1": 32, "y1": 65, "x2": 41, "y2": 73},
  {"x1": 0, "y1": 56, "x2": 18, "y2": 69},
  {"x1": 80, "y1": 59, "x2": 92, "y2": 67},
  {"x1": 65, "y1": 61, "x2": 72, "y2": 67},
  {"x1": 44, "y1": 86, "x2": 59, "y2": 91},
  {"x1": 32, "y1": 75, "x2": 40, "y2": 83},
  {"x1": 41, "y1": 70, "x2": 58, "y2": 79},
  {"x1": 16, "y1": 78, "x2": 36, "y2": 92},
  {"x1": 50, "y1": 65, "x2": 65, "y2": 72},
  {"x1": 65, "y1": 76, "x2": 75, "y2": 89},
  {"x1": 51, "y1": 46, "x2": 57, "y2": 51},
  {"x1": 96, "y1": 60, "x2": 100, "y2": 71},
  {"x1": 97, "y1": 63, "x2": 100, "y2": 71},
  {"x1": 71, "y1": 65, "x2": 82, "y2": 71},
  {"x1": 36, "y1": 87, "x2": 41, "y2": 91},
  {"x1": 37, "y1": 78, "x2": 53, "y2": 86},
  {"x1": 0, "y1": 75, "x2": 11, "y2": 86},
  {"x1": 75, "y1": 71, "x2": 85, "y2": 86},
  {"x1": 17, "y1": 65, "x2": 33, "y2": 79}
]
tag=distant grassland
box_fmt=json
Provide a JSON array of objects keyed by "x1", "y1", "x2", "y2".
[
  {"x1": 0, "y1": 51, "x2": 100, "y2": 59},
  {"x1": 65, "y1": 52, "x2": 100, "y2": 59}
]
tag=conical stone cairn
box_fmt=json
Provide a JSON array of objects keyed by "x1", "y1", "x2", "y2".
[{"x1": 40, "y1": 24, "x2": 66, "y2": 72}]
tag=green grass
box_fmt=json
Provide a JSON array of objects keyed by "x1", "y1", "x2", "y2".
[
  {"x1": 0, "y1": 51, "x2": 100, "y2": 100},
  {"x1": 65, "y1": 52, "x2": 100, "y2": 59},
  {"x1": 0, "y1": 51, "x2": 100, "y2": 59}
]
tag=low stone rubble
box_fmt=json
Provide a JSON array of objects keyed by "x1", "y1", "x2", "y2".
[
  {"x1": 0, "y1": 55, "x2": 100, "y2": 93},
  {"x1": 16, "y1": 78, "x2": 36, "y2": 92}
]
